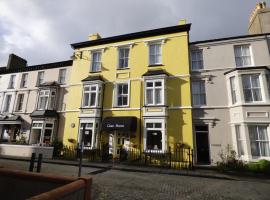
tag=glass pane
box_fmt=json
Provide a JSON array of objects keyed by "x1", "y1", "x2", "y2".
[
  {"x1": 83, "y1": 93, "x2": 90, "y2": 107},
  {"x1": 260, "y1": 142, "x2": 270, "y2": 156},
  {"x1": 252, "y1": 88, "x2": 262, "y2": 101},
  {"x1": 90, "y1": 93, "x2": 96, "y2": 106},
  {"x1": 249, "y1": 126, "x2": 258, "y2": 140},
  {"x1": 258, "y1": 126, "x2": 268, "y2": 140},
  {"x1": 146, "y1": 123, "x2": 153, "y2": 128},
  {"x1": 146, "y1": 82, "x2": 153, "y2": 87},
  {"x1": 146, "y1": 130, "x2": 162, "y2": 150},
  {"x1": 146, "y1": 89, "x2": 153, "y2": 104},
  {"x1": 123, "y1": 84, "x2": 128, "y2": 94},
  {"x1": 123, "y1": 96, "x2": 128, "y2": 105},
  {"x1": 243, "y1": 89, "x2": 252, "y2": 102},
  {"x1": 118, "y1": 97, "x2": 123, "y2": 106},
  {"x1": 155, "y1": 123, "x2": 162, "y2": 128},
  {"x1": 250, "y1": 142, "x2": 260, "y2": 157},
  {"x1": 155, "y1": 81, "x2": 162, "y2": 87},
  {"x1": 155, "y1": 88, "x2": 162, "y2": 104}
]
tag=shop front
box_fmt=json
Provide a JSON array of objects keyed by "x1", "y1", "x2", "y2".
[
  {"x1": 101, "y1": 116, "x2": 137, "y2": 159},
  {"x1": 0, "y1": 115, "x2": 22, "y2": 143}
]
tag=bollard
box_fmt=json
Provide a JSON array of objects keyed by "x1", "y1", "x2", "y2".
[
  {"x1": 29, "y1": 153, "x2": 36, "y2": 172},
  {"x1": 36, "y1": 153, "x2": 43, "y2": 173}
]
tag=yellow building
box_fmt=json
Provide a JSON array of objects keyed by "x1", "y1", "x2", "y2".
[{"x1": 63, "y1": 22, "x2": 193, "y2": 159}]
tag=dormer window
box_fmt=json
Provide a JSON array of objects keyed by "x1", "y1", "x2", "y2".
[{"x1": 37, "y1": 89, "x2": 57, "y2": 110}]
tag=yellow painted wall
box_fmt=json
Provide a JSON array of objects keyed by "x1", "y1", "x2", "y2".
[{"x1": 63, "y1": 28, "x2": 193, "y2": 150}]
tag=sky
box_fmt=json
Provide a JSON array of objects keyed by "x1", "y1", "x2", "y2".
[{"x1": 0, "y1": 0, "x2": 267, "y2": 66}]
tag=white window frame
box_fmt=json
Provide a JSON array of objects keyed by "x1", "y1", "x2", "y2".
[
  {"x1": 36, "y1": 71, "x2": 45, "y2": 86},
  {"x1": 114, "y1": 82, "x2": 130, "y2": 107},
  {"x1": 58, "y1": 68, "x2": 67, "y2": 84},
  {"x1": 235, "y1": 125, "x2": 245, "y2": 156},
  {"x1": 37, "y1": 89, "x2": 56, "y2": 110},
  {"x1": 248, "y1": 125, "x2": 270, "y2": 158},
  {"x1": 118, "y1": 46, "x2": 130, "y2": 69},
  {"x1": 234, "y1": 44, "x2": 253, "y2": 67},
  {"x1": 148, "y1": 42, "x2": 162, "y2": 65},
  {"x1": 78, "y1": 119, "x2": 98, "y2": 149},
  {"x1": 145, "y1": 79, "x2": 164, "y2": 106},
  {"x1": 20, "y1": 73, "x2": 28, "y2": 88},
  {"x1": 230, "y1": 76, "x2": 237, "y2": 104},
  {"x1": 16, "y1": 93, "x2": 24, "y2": 112},
  {"x1": 242, "y1": 74, "x2": 263, "y2": 103},
  {"x1": 8, "y1": 75, "x2": 16, "y2": 89},
  {"x1": 91, "y1": 51, "x2": 102, "y2": 72},
  {"x1": 191, "y1": 49, "x2": 203, "y2": 70},
  {"x1": 82, "y1": 84, "x2": 101, "y2": 108},
  {"x1": 3, "y1": 94, "x2": 12, "y2": 112},
  {"x1": 192, "y1": 80, "x2": 206, "y2": 106},
  {"x1": 144, "y1": 118, "x2": 166, "y2": 152}
]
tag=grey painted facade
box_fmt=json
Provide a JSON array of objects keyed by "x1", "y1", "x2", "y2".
[{"x1": 190, "y1": 33, "x2": 270, "y2": 164}]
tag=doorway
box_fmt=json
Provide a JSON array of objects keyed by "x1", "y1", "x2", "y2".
[
  {"x1": 109, "y1": 132, "x2": 130, "y2": 159},
  {"x1": 195, "y1": 125, "x2": 210, "y2": 164}
]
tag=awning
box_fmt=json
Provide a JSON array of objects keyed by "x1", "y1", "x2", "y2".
[
  {"x1": 101, "y1": 117, "x2": 137, "y2": 133},
  {"x1": 30, "y1": 110, "x2": 58, "y2": 118}
]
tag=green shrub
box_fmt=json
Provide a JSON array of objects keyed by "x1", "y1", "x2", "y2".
[
  {"x1": 258, "y1": 160, "x2": 270, "y2": 174},
  {"x1": 246, "y1": 160, "x2": 270, "y2": 174}
]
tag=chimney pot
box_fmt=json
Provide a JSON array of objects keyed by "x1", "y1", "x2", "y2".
[{"x1": 178, "y1": 19, "x2": 187, "y2": 25}]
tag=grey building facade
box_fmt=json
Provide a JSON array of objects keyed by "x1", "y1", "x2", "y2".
[{"x1": 190, "y1": 33, "x2": 270, "y2": 164}]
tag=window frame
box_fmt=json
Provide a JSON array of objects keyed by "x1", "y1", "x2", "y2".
[
  {"x1": 144, "y1": 118, "x2": 166, "y2": 152},
  {"x1": 36, "y1": 71, "x2": 45, "y2": 86},
  {"x1": 235, "y1": 125, "x2": 245, "y2": 156},
  {"x1": 82, "y1": 84, "x2": 101, "y2": 108},
  {"x1": 144, "y1": 79, "x2": 164, "y2": 106},
  {"x1": 91, "y1": 51, "x2": 102, "y2": 72},
  {"x1": 118, "y1": 46, "x2": 130, "y2": 69},
  {"x1": 234, "y1": 44, "x2": 253, "y2": 67},
  {"x1": 230, "y1": 76, "x2": 237, "y2": 104},
  {"x1": 192, "y1": 80, "x2": 206, "y2": 106},
  {"x1": 8, "y1": 75, "x2": 16, "y2": 89},
  {"x1": 241, "y1": 74, "x2": 263, "y2": 103},
  {"x1": 58, "y1": 68, "x2": 67, "y2": 84},
  {"x1": 248, "y1": 125, "x2": 270, "y2": 158},
  {"x1": 3, "y1": 94, "x2": 12, "y2": 112},
  {"x1": 191, "y1": 49, "x2": 203, "y2": 70},
  {"x1": 16, "y1": 93, "x2": 24, "y2": 112},
  {"x1": 148, "y1": 42, "x2": 162, "y2": 66},
  {"x1": 20, "y1": 73, "x2": 28, "y2": 88},
  {"x1": 114, "y1": 82, "x2": 130, "y2": 107}
]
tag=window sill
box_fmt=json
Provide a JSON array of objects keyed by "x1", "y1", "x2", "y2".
[
  {"x1": 113, "y1": 105, "x2": 130, "y2": 108},
  {"x1": 89, "y1": 71, "x2": 102, "y2": 74},
  {"x1": 117, "y1": 68, "x2": 130, "y2": 71},
  {"x1": 7, "y1": 87, "x2": 15, "y2": 89},
  {"x1": 148, "y1": 64, "x2": 164, "y2": 67},
  {"x1": 144, "y1": 105, "x2": 167, "y2": 107},
  {"x1": 80, "y1": 107, "x2": 101, "y2": 109}
]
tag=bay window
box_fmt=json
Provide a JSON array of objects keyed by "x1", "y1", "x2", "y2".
[
  {"x1": 145, "y1": 79, "x2": 164, "y2": 105},
  {"x1": 144, "y1": 120, "x2": 165, "y2": 151},
  {"x1": 242, "y1": 74, "x2": 262, "y2": 102},
  {"x1": 79, "y1": 122, "x2": 95, "y2": 149},
  {"x1": 230, "y1": 76, "x2": 237, "y2": 104},
  {"x1": 235, "y1": 125, "x2": 245, "y2": 156},
  {"x1": 248, "y1": 125, "x2": 270, "y2": 157},
  {"x1": 37, "y1": 89, "x2": 57, "y2": 110},
  {"x1": 82, "y1": 84, "x2": 101, "y2": 108}
]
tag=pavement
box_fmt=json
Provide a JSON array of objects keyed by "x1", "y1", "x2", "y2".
[
  {"x1": 0, "y1": 157, "x2": 270, "y2": 200},
  {"x1": 0, "y1": 155, "x2": 238, "y2": 180}
]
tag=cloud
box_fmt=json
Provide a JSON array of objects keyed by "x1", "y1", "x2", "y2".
[{"x1": 0, "y1": 0, "x2": 261, "y2": 66}]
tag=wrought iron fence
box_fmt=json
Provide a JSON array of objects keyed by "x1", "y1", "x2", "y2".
[
  {"x1": 53, "y1": 144, "x2": 193, "y2": 169},
  {"x1": 119, "y1": 146, "x2": 193, "y2": 169}
]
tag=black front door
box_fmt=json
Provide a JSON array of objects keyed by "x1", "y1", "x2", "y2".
[{"x1": 195, "y1": 125, "x2": 210, "y2": 164}]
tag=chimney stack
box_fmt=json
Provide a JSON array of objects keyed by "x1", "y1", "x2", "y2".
[
  {"x1": 88, "y1": 33, "x2": 101, "y2": 41},
  {"x1": 6, "y1": 54, "x2": 27, "y2": 70}
]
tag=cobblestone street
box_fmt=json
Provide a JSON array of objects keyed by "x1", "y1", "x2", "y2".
[{"x1": 1, "y1": 159, "x2": 270, "y2": 200}]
